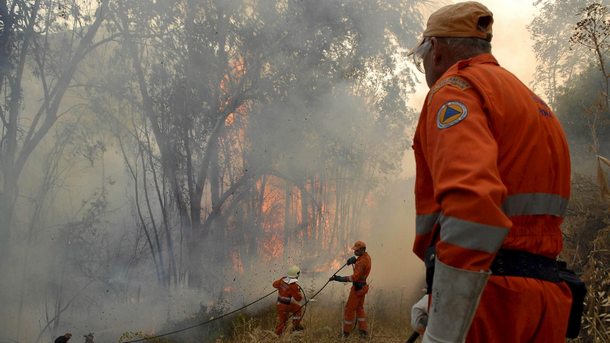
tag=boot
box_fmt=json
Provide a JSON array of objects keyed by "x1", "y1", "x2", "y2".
[
  {"x1": 292, "y1": 324, "x2": 305, "y2": 332},
  {"x1": 359, "y1": 330, "x2": 369, "y2": 339}
]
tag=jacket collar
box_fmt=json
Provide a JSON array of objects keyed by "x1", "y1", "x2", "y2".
[
  {"x1": 454, "y1": 53, "x2": 498, "y2": 71},
  {"x1": 431, "y1": 53, "x2": 498, "y2": 90},
  {"x1": 283, "y1": 277, "x2": 298, "y2": 284}
]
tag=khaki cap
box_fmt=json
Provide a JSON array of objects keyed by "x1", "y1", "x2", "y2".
[
  {"x1": 351, "y1": 240, "x2": 366, "y2": 250},
  {"x1": 423, "y1": 1, "x2": 493, "y2": 41}
]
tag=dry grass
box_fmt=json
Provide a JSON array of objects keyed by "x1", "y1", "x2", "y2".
[
  {"x1": 118, "y1": 285, "x2": 421, "y2": 343},
  {"x1": 562, "y1": 174, "x2": 610, "y2": 342},
  {"x1": 216, "y1": 295, "x2": 417, "y2": 343}
]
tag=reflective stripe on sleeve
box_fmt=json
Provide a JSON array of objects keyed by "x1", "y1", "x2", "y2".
[
  {"x1": 502, "y1": 193, "x2": 568, "y2": 217},
  {"x1": 439, "y1": 215, "x2": 508, "y2": 253},
  {"x1": 416, "y1": 212, "x2": 440, "y2": 235},
  {"x1": 344, "y1": 320, "x2": 354, "y2": 325}
]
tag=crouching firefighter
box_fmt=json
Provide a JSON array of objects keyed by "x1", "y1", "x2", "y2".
[
  {"x1": 272, "y1": 265, "x2": 304, "y2": 335},
  {"x1": 329, "y1": 240, "x2": 371, "y2": 339}
]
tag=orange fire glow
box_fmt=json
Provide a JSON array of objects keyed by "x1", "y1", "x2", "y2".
[{"x1": 201, "y1": 54, "x2": 352, "y2": 276}]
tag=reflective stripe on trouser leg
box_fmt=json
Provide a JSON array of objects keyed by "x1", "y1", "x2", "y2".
[
  {"x1": 287, "y1": 303, "x2": 302, "y2": 326},
  {"x1": 276, "y1": 303, "x2": 302, "y2": 334},
  {"x1": 344, "y1": 287, "x2": 367, "y2": 332},
  {"x1": 275, "y1": 305, "x2": 288, "y2": 335},
  {"x1": 357, "y1": 317, "x2": 367, "y2": 331},
  {"x1": 355, "y1": 288, "x2": 367, "y2": 331}
]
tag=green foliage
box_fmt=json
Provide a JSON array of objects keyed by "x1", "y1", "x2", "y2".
[
  {"x1": 554, "y1": 64, "x2": 610, "y2": 159},
  {"x1": 535, "y1": 2, "x2": 610, "y2": 164},
  {"x1": 529, "y1": 0, "x2": 597, "y2": 104}
]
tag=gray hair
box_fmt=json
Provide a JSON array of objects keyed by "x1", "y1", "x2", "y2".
[
  {"x1": 438, "y1": 37, "x2": 492, "y2": 55},
  {"x1": 410, "y1": 36, "x2": 491, "y2": 73}
]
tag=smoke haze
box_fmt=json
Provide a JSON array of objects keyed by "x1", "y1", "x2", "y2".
[{"x1": 0, "y1": 1, "x2": 582, "y2": 342}]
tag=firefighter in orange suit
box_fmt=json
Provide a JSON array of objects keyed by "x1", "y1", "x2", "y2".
[
  {"x1": 272, "y1": 265, "x2": 304, "y2": 335},
  {"x1": 329, "y1": 240, "x2": 372, "y2": 338},
  {"x1": 409, "y1": 2, "x2": 572, "y2": 342}
]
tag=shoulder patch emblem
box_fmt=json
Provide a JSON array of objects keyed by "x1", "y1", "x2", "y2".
[
  {"x1": 428, "y1": 76, "x2": 472, "y2": 104},
  {"x1": 437, "y1": 101, "x2": 468, "y2": 129}
]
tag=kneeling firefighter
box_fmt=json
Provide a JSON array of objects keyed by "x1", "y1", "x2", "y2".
[
  {"x1": 272, "y1": 265, "x2": 304, "y2": 335},
  {"x1": 329, "y1": 240, "x2": 372, "y2": 338}
]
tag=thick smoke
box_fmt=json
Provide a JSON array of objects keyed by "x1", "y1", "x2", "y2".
[{"x1": 0, "y1": 0, "x2": 430, "y2": 342}]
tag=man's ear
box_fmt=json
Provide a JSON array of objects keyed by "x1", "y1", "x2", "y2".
[{"x1": 430, "y1": 37, "x2": 442, "y2": 63}]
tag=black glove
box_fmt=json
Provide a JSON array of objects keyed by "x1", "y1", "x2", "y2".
[
  {"x1": 347, "y1": 256, "x2": 357, "y2": 265},
  {"x1": 330, "y1": 275, "x2": 348, "y2": 282}
]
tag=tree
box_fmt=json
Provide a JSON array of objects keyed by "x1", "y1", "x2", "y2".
[
  {"x1": 87, "y1": 0, "x2": 426, "y2": 292},
  {"x1": 538, "y1": 3, "x2": 610, "y2": 341},
  {"x1": 0, "y1": 0, "x2": 111, "y2": 262},
  {"x1": 529, "y1": 0, "x2": 610, "y2": 104}
]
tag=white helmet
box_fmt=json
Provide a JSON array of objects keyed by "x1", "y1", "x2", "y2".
[{"x1": 287, "y1": 265, "x2": 301, "y2": 278}]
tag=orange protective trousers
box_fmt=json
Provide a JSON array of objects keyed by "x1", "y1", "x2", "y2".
[
  {"x1": 343, "y1": 285, "x2": 369, "y2": 333},
  {"x1": 275, "y1": 303, "x2": 302, "y2": 335},
  {"x1": 466, "y1": 276, "x2": 572, "y2": 343}
]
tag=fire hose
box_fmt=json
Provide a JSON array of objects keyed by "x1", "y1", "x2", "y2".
[
  {"x1": 121, "y1": 263, "x2": 348, "y2": 342},
  {"x1": 120, "y1": 288, "x2": 278, "y2": 343},
  {"x1": 321, "y1": 262, "x2": 421, "y2": 343},
  {"x1": 276, "y1": 262, "x2": 348, "y2": 331},
  {"x1": 405, "y1": 331, "x2": 420, "y2": 343}
]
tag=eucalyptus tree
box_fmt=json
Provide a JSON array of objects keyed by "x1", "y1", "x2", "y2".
[
  {"x1": 557, "y1": 3, "x2": 610, "y2": 161},
  {"x1": 530, "y1": 0, "x2": 610, "y2": 105},
  {"x1": 530, "y1": 2, "x2": 610, "y2": 208},
  {"x1": 0, "y1": 0, "x2": 111, "y2": 262},
  {"x1": 0, "y1": 1, "x2": 121, "y2": 341},
  {"x1": 91, "y1": 0, "x2": 426, "y2": 291}
]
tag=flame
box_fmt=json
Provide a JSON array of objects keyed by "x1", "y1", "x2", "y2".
[
  {"x1": 230, "y1": 250, "x2": 244, "y2": 273},
  {"x1": 201, "y1": 54, "x2": 354, "y2": 274},
  {"x1": 259, "y1": 176, "x2": 287, "y2": 260},
  {"x1": 311, "y1": 258, "x2": 342, "y2": 274}
]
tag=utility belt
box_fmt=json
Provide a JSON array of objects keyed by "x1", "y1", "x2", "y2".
[
  {"x1": 490, "y1": 249, "x2": 561, "y2": 282},
  {"x1": 277, "y1": 296, "x2": 292, "y2": 305},
  {"x1": 424, "y1": 247, "x2": 586, "y2": 338},
  {"x1": 352, "y1": 281, "x2": 367, "y2": 291}
]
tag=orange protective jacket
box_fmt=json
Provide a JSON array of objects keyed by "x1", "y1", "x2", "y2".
[
  {"x1": 273, "y1": 278, "x2": 302, "y2": 304},
  {"x1": 413, "y1": 53, "x2": 570, "y2": 272},
  {"x1": 347, "y1": 252, "x2": 371, "y2": 285}
]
